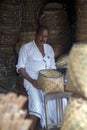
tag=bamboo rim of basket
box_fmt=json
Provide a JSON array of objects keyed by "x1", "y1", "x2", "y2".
[{"x1": 39, "y1": 69, "x2": 62, "y2": 79}]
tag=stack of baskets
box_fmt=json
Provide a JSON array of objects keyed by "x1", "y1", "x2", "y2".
[
  {"x1": 61, "y1": 43, "x2": 87, "y2": 130},
  {"x1": 37, "y1": 69, "x2": 64, "y2": 93},
  {"x1": 0, "y1": 0, "x2": 23, "y2": 76},
  {"x1": 39, "y1": 2, "x2": 71, "y2": 58},
  {"x1": 16, "y1": 0, "x2": 45, "y2": 53},
  {"x1": 21, "y1": 0, "x2": 45, "y2": 32},
  {"x1": 76, "y1": 1, "x2": 87, "y2": 42}
]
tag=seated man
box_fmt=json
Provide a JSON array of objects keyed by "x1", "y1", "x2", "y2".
[{"x1": 16, "y1": 25, "x2": 58, "y2": 130}]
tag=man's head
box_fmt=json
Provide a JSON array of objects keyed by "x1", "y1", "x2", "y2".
[{"x1": 35, "y1": 25, "x2": 49, "y2": 45}]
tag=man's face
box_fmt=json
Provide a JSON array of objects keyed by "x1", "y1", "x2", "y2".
[{"x1": 36, "y1": 29, "x2": 48, "y2": 45}]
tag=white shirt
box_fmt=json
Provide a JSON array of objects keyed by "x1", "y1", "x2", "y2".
[
  {"x1": 16, "y1": 40, "x2": 67, "y2": 128},
  {"x1": 16, "y1": 40, "x2": 56, "y2": 83}
]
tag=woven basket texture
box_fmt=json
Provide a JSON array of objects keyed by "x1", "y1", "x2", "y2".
[
  {"x1": 76, "y1": 27, "x2": 87, "y2": 41},
  {"x1": 22, "y1": 0, "x2": 44, "y2": 31},
  {"x1": 76, "y1": 4, "x2": 87, "y2": 41},
  {"x1": 37, "y1": 69, "x2": 64, "y2": 93},
  {"x1": 48, "y1": 28, "x2": 70, "y2": 58},
  {"x1": 66, "y1": 43, "x2": 87, "y2": 98},
  {"x1": 16, "y1": 31, "x2": 35, "y2": 53},
  {"x1": 44, "y1": 3, "x2": 63, "y2": 10},
  {"x1": 61, "y1": 95, "x2": 87, "y2": 130},
  {"x1": 39, "y1": 2, "x2": 71, "y2": 58},
  {"x1": 0, "y1": 1, "x2": 22, "y2": 35},
  {"x1": 56, "y1": 54, "x2": 69, "y2": 68}
]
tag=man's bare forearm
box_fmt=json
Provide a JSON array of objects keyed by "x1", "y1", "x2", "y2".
[{"x1": 18, "y1": 68, "x2": 38, "y2": 88}]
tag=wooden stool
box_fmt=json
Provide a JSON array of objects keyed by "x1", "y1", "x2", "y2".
[{"x1": 44, "y1": 92, "x2": 71, "y2": 130}]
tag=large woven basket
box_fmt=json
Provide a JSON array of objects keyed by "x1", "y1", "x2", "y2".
[
  {"x1": 37, "y1": 69, "x2": 64, "y2": 93},
  {"x1": 66, "y1": 43, "x2": 87, "y2": 98},
  {"x1": 76, "y1": 4, "x2": 87, "y2": 42},
  {"x1": 61, "y1": 95, "x2": 87, "y2": 130}
]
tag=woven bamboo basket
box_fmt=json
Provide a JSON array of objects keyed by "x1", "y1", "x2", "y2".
[
  {"x1": 66, "y1": 43, "x2": 87, "y2": 98},
  {"x1": 76, "y1": 4, "x2": 87, "y2": 42},
  {"x1": 76, "y1": 27, "x2": 87, "y2": 41},
  {"x1": 56, "y1": 54, "x2": 69, "y2": 68},
  {"x1": 37, "y1": 69, "x2": 64, "y2": 93},
  {"x1": 22, "y1": 0, "x2": 44, "y2": 31},
  {"x1": 61, "y1": 95, "x2": 87, "y2": 130},
  {"x1": 44, "y1": 2, "x2": 63, "y2": 10},
  {"x1": 19, "y1": 31, "x2": 35, "y2": 41},
  {"x1": 39, "y1": 2, "x2": 71, "y2": 58},
  {"x1": 0, "y1": 34, "x2": 17, "y2": 45},
  {"x1": 47, "y1": 27, "x2": 70, "y2": 58},
  {"x1": 0, "y1": 1, "x2": 22, "y2": 35},
  {"x1": 16, "y1": 31, "x2": 35, "y2": 53}
]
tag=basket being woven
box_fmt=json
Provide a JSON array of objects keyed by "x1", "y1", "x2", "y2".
[
  {"x1": 61, "y1": 95, "x2": 87, "y2": 130},
  {"x1": 37, "y1": 69, "x2": 64, "y2": 93}
]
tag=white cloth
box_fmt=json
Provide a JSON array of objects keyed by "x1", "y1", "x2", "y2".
[
  {"x1": 16, "y1": 40, "x2": 56, "y2": 79},
  {"x1": 16, "y1": 40, "x2": 56, "y2": 127}
]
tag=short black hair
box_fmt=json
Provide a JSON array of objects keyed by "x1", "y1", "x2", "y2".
[{"x1": 36, "y1": 24, "x2": 49, "y2": 35}]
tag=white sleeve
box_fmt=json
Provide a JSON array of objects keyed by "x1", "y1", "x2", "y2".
[{"x1": 16, "y1": 45, "x2": 28, "y2": 73}]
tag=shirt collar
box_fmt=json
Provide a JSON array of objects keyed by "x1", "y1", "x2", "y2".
[{"x1": 33, "y1": 40, "x2": 46, "y2": 49}]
